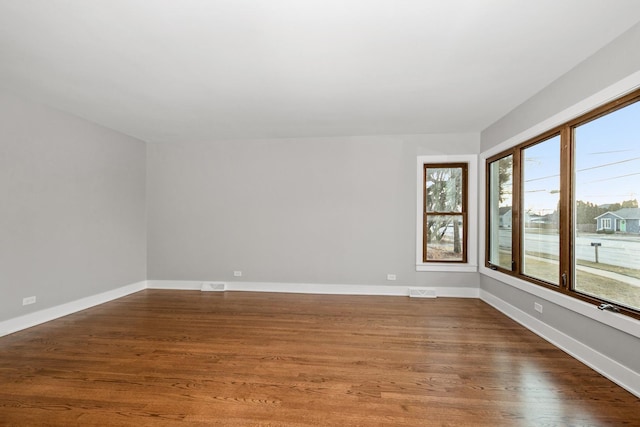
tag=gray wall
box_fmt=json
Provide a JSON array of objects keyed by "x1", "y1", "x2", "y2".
[
  {"x1": 0, "y1": 90, "x2": 147, "y2": 322},
  {"x1": 147, "y1": 133, "x2": 479, "y2": 289},
  {"x1": 482, "y1": 21, "x2": 640, "y2": 152},
  {"x1": 480, "y1": 23, "x2": 640, "y2": 372},
  {"x1": 481, "y1": 275, "x2": 640, "y2": 373}
]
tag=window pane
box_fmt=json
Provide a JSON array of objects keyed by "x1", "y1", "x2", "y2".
[
  {"x1": 425, "y1": 215, "x2": 464, "y2": 261},
  {"x1": 425, "y1": 167, "x2": 463, "y2": 213},
  {"x1": 488, "y1": 155, "x2": 513, "y2": 269},
  {"x1": 573, "y1": 101, "x2": 640, "y2": 311},
  {"x1": 522, "y1": 136, "x2": 560, "y2": 285}
]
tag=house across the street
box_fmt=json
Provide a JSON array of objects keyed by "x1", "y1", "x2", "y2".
[{"x1": 595, "y1": 208, "x2": 640, "y2": 233}]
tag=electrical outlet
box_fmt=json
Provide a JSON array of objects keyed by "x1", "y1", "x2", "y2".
[
  {"x1": 23, "y1": 296, "x2": 36, "y2": 306},
  {"x1": 233, "y1": 271, "x2": 242, "y2": 277},
  {"x1": 534, "y1": 302, "x2": 543, "y2": 313},
  {"x1": 387, "y1": 274, "x2": 397, "y2": 281}
]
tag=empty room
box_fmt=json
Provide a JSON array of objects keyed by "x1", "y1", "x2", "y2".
[{"x1": 1, "y1": 1, "x2": 640, "y2": 425}]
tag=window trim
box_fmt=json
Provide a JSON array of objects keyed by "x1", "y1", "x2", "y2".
[
  {"x1": 416, "y1": 154, "x2": 477, "y2": 272},
  {"x1": 483, "y1": 88, "x2": 640, "y2": 319}
]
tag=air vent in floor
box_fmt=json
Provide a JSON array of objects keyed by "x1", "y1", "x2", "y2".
[
  {"x1": 201, "y1": 282, "x2": 226, "y2": 292},
  {"x1": 408, "y1": 287, "x2": 437, "y2": 298}
]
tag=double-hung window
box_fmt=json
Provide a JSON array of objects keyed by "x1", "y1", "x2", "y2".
[
  {"x1": 417, "y1": 155, "x2": 477, "y2": 272},
  {"x1": 423, "y1": 163, "x2": 467, "y2": 263}
]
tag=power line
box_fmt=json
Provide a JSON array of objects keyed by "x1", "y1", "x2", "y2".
[
  {"x1": 587, "y1": 149, "x2": 635, "y2": 155},
  {"x1": 579, "y1": 194, "x2": 637, "y2": 198},
  {"x1": 524, "y1": 173, "x2": 559, "y2": 183},
  {"x1": 524, "y1": 157, "x2": 640, "y2": 182},
  {"x1": 576, "y1": 157, "x2": 640, "y2": 172},
  {"x1": 582, "y1": 172, "x2": 640, "y2": 184}
]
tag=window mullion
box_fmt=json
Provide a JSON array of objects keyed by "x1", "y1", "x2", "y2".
[
  {"x1": 559, "y1": 126, "x2": 573, "y2": 293},
  {"x1": 512, "y1": 149, "x2": 522, "y2": 273}
]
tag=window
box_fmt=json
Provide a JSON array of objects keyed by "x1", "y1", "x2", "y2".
[
  {"x1": 423, "y1": 163, "x2": 467, "y2": 263},
  {"x1": 573, "y1": 99, "x2": 640, "y2": 314},
  {"x1": 485, "y1": 89, "x2": 640, "y2": 318},
  {"x1": 487, "y1": 154, "x2": 513, "y2": 270},
  {"x1": 417, "y1": 155, "x2": 477, "y2": 272},
  {"x1": 522, "y1": 135, "x2": 561, "y2": 286}
]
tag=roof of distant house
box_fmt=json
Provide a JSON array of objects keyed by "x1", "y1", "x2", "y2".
[{"x1": 595, "y1": 207, "x2": 640, "y2": 220}]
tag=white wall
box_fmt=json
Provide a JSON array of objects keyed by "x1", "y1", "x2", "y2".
[
  {"x1": 0, "y1": 90, "x2": 147, "y2": 322},
  {"x1": 147, "y1": 133, "x2": 480, "y2": 289}
]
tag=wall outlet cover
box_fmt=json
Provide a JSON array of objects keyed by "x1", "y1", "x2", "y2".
[{"x1": 22, "y1": 296, "x2": 37, "y2": 305}]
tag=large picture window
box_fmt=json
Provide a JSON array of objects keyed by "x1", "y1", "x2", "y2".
[
  {"x1": 573, "y1": 98, "x2": 640, "y2": 314},
  {"x1": 486, "y1": 89, "x2": 640, "y2": 318}
]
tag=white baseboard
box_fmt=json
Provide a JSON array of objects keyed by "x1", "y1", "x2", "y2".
[
  {"x1": 146, "y1": 280, "x2": 203, "y2": 290},
  {"x1": 230, "y1": 281, "x2": 410, "y2": 296},
  {"x1": 0, "y1": 281, "x2": 147, "y2": 338},
  {"x1": 480, "y1": 289, "x2": 640, "y2": 398},
  {"x1": 146, "y1": 280, "x2": 479, "y2": 298}
]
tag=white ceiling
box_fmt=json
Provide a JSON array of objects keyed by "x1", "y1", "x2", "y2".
[{"x1": 1, "y1": 1, "x2": 640, "y2": 143}]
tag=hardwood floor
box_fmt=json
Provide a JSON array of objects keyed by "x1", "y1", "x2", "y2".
[{"x1": 0, "y1": 290, "x2": 638, "y2": 426}]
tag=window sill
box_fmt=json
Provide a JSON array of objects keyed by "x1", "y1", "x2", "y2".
[{"x1": 417, "y1": 263, "x2": 478, "y2": 272}]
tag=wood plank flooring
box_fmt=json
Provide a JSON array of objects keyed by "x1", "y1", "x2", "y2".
[{"x1": 0, "y1": 290, "x2": 638, "y2": 426}]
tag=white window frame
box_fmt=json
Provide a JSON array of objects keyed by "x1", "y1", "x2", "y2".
[
  {"x1": 416, "y1": 154, "x2": 478, "y2": 272},
  {"x1": 601, "y1": 217, "x2": 612, "y2": 230}
]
